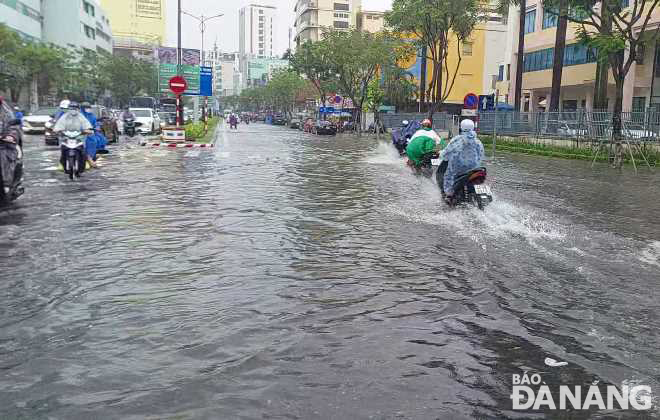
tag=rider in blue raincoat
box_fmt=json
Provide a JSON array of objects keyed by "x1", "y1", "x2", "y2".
[
  {"x1": 81, "y1": 102, "x2": 107, "y2": 162},
  {"x1": 439, "y1": 119, "x2": 484, "y2": 198}
]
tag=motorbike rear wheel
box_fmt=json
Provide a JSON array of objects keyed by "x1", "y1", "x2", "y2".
[{"x1": 67, "y1": 155, "x2": 75, "y2": 180}]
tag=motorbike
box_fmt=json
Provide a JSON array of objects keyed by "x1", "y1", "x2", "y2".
[
  {"x1": 123, "y1": 118, "x2": 142, "y2": 137},
  {"x1": 229, "y1": 119, "x2": 238, "y2": 130},
  {"x1": 44, "y1": 117, "x2": 59, "y2": 145},
  {"x1": 0, "y1": 119, "x2": 24, "y2": 204},
  {"x1": 436, "y1": 161, "x2": 493, "y2": 210},
  {"x1": 60, "y1": 130, "x2": 86, "y2": 180},
  {"x1": 392, "y1": 120, "x2": 422, "y2": 156}
]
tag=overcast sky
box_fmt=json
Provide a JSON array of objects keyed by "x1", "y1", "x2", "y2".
[{"x1": 165, "y1": 0, "x2": 393, "y2": 56}]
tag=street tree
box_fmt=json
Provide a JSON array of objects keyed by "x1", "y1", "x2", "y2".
[
  {"x1": 386, "y1": 0, "x2": 482, "y2": 119},
  {"x1": 366, "y1": 78, "x2": 385, "y2": 138},
  {"x1": 381, "y1": 66, "x2": 418, "y2": 111},
  {"x1": 289, "y1": 40, "x2": 338, "y2": 112},
  {"x1": 322, "y1": 29, "x2": 410, "y2": 135}
]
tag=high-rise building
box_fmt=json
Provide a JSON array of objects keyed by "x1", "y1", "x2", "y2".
[
  {"x1": 293, "y1": 0, "x2": 362, "y2": 46},
  {"x1": 42, "y1": 0, "x2": 113, "y2": 54},
  {"x1": 98, "y1": 0, "x2": 166, "y2": 58},
  {"x1": 0, "y1": 0, "x2": 42, "y2": 41},
  {"x1": 239, "y1": 4, "x2": 277, "y2": 59}
]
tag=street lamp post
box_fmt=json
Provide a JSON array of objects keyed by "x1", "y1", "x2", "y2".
[{"x1": 182, "y1": 11, "x2": 223, "y2": 125}]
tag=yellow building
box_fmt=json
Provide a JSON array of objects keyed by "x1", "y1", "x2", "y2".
[
  {"x1": 400, "y1": 17, "x2": 507, "y2": 110},
  {"x1": 100, "y1": 0, "x2": 166, "y2": 55}
]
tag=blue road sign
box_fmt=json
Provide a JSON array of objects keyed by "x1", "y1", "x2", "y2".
[
  {"x1": 479, "y1": 94, "x2": 495, "y2": 111},
  {"x1": 199, "y1": 66, "x2": 213, "y2": 97}
]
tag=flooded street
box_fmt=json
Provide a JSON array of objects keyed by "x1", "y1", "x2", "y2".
[{"x1": 1, "y1": 122, "x2": 659, "y2": 419}]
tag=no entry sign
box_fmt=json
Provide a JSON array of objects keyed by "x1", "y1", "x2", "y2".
[{"x1": 169, "y1": 76, "x2": 187, "y2": 95}]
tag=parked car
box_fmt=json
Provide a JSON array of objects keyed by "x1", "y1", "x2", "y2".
[
  {"x1": 313, "y1": 120, "x2": 337, "y2": 135},
  {"x1": 130, "y1": 108, "x2": 161, "y2": 134},
  {"x1": 303, "y1": 118, "x2": 315, "y2": 133},
  {"x1": 289, "y1": 118, "x2": 301, "y2": 129},
  {"x1": 273, "y1": 114, "x2": 286, "y2": 125},
  {"x1": 158, "y1": 111, "x2": 177, "y2": 127},
  {"x1": 23, "y1": 107, "x2": 58, "y2": 133}
]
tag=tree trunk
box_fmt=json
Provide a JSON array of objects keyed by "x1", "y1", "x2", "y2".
[
  {"x1": 549, "y1": 1, "x2": 567, "y2": 113},
  {"x1": 593, "y1": 6, "x2": 612, "y2": 111},
  {"x1": 419, "y1": 45, "x2": 427, "y2": 113},
  {"x1": 514, "y1": 0, "x2": 526, "y2": 112},
  {"x1": 612, "y1": 77, "x2": 624, "y2": 168}
]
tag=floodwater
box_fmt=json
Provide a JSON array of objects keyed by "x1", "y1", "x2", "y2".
[{"x1": 0, "y1": 123, "x2": 659, "y2": 419}]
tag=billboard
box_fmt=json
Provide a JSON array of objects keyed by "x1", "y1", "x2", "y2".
[
  {"x1": 136, "y1": 0, "x2": 163, "y2": 19},
  {"x1": 157, "y1": 48, "x2": 201, "y2": 95}
]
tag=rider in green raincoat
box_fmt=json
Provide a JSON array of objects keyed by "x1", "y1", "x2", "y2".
[{"x1": 406, "y1": 119, "x2": 446, "y2": 167}]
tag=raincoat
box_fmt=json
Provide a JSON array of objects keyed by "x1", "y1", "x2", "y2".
[
  {"x1": 405, "y1": 127, "x2": 445, "y2": 166},
  {"x1": 440, "y1": 130, "x2": 485, "y2": 195},
  {"x1": 53, "y1": 111, "x2": 92, "y2": 133},
  {"x1": 82, "y1": 109, "x2": 107, "y2": 160}
]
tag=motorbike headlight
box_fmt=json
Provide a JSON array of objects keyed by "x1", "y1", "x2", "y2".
[{"x1": 45, "y1": 121, "x2": 52, "y2": 129}]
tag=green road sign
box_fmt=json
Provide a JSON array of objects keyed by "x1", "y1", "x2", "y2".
[{"x1": 159, "y1": 64, "x2": 200, "y2": 95}]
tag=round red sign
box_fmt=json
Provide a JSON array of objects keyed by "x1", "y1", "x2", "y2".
[{"x1": 169, "y1": 76, "x2": 187, "y2": 95}]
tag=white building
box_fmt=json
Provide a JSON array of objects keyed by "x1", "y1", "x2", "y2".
[
  {"x1": 42, "y1": 0, "x2": 113, "y2": 54},
  {"x1": 0, "y1": 0, "x2": 42, "y2": 41},
  {"x1": 206, "y1": 48, "x2": 240, "y2": 97},
  {"x1": 239, "y1": 4, "x2": 277, "y2": 59},
  {"x1": 294, "y1": 0, "x2": 362, "y2": 46}
]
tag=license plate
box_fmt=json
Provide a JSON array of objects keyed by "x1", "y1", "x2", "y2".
[
  {"x1": 474, "y1": 185, "x2": 492, "y2": 195},
  {"x1": 431, "y1": 159, "x2": 440, "y2": 166}
]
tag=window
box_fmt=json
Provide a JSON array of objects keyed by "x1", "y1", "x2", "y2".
[
  {"x1": 83, "y1": 24, "x2": 95, "y2": 39},
  {"x1": 367, "y1": 15, "x2": 373, "y2": 19},
  {"x1": 462, "y1": 42, "x2": 473, "y2": 56},
  {"x1": 542, "y1": 8, "x2": 557, "y2": 29},
  {"x1": 562, "y1": 100, "x2": 577, "y2": 111},
  {"x1": 334, "y1": 2, "x2": 349, "y2": 11},
  {"x1": 334, "y1": 20, "x2": 349, "y2": 28},
  {"x1": 259, "y1": 16, "x2": 264, "y2": 21},
  {"x1": 621, "y1": 0, "x2": 629, "y2": 7},
  {"x1": 506, "y1": 64, "x2": 510, "y2": 80},
  {"x1": 334, "y1": 13, "x2": 349, "y2": 18},
  {"x1": 524, "y1": 10, "x2": 536, "y2": 34},
  {"x1": 259, "y1": 9, "x2": 264, "y2": 14},
  {"x1": 523, "y1": 43, "x2": 596, "y2": 72},
  {"x1": 498, "y1": 65, "x2": 504, "y2": 81},
  {"x1": 632, "y1": 97, "x2": 645, "y2": 111},
  {"x1": 83, "y1": 1, "x2": 95, "y2": 17},
  {"x1": 259, "y1": 23, "x2": 264, "y2": 28},
  {"x1": 259, "y1": 49, "x2": 264, "y2": 55}
]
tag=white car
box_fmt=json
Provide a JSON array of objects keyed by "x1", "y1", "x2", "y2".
[
  {"x1": 129, "y1": 108, "x2": 161, "y2": 134},
  {"x1": 22, "y1": 107, "x2": 59, "y2": 133}
]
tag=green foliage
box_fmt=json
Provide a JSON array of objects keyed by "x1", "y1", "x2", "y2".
[
  {"x1": 0, "y1": 23, "x2": 156, "y2": 106},
  {"x1": 290, "y1": 40, "x2": 338, "y2": 105},
  {"x1": 366, "y1": 78, "x2": 385, "y2": 113},
  {"x1": 235, "y1": 69, "x2": 306, "y2": 115},
  {"x1": 381, "y1": 66, "x2": 418, "y2": 110},
  {"x1": 386, "y1": 0, "x2": 482, "y2": 113},
  {"x1": 321, "y1": 29, "x2": 411, "y2": 120}
]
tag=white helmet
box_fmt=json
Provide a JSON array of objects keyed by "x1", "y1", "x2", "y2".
[
  {"x1": 460, "y1": 119, "x2": 475, "y2": 132},
  {"x1": 59, "y1": 99, "x2": 70, "y2": 109},
  {"x1": 401, "y1": 120, "x2": 409, "y2": 126}
]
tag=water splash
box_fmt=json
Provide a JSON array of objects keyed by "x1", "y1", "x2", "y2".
[{"x1": 638, "y1": 241, "x2": 660, "y2": 267}]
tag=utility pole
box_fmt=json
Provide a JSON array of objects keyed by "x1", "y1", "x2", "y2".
[
  {"x1": 177, "y1": 0, "x2": 183, "y2": 126},
  {"x1": 182, "y1": 11, "x2": 224, "y2": 125}
]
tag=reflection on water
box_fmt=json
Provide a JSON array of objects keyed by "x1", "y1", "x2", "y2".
[{"x1": 0, "y1": 125, "x2": 659, "y2": 419}]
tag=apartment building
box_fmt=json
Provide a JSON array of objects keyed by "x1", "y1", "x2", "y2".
[
  {"x1": 293, "y1": 0, "x2": 362, "y2": 46},
  {"x1": 239, "y1": 4, "x2": 277, "y2": 59},
  {"x1": 356, "y1": 10, "x2": 385, "y2": 33},
  {"x1": 0, "y1": 0, "x2": 42, "y2": 41},
  {"x1": 42, "y1": 0, "x2": 113, "y2": 54},
  {"x1": 497, "y1": 0, "x2": 660, "y2": 112}
]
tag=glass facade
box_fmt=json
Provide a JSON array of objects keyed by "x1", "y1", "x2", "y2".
[
  {"x1": 542, "y1": 9, "x2": 557, "y2": 29},
  {"x1": 523, "y1": 43, "x2": 597, "y2": 72}
]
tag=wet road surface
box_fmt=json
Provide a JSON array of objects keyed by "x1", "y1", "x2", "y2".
[{"x1": 0, "y1": 123, "x2": 659, "y2": 419}]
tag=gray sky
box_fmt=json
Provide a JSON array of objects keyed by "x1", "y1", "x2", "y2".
[{"x1": 165, "y1": 0, "x2": 393, "y2": 56}]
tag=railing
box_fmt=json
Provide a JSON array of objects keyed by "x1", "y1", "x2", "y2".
[
  {"x1": 380, "y1": 112, "x2": 453, "y2": 131},
  {"x1": 476, "y1": 111, "x2": 660, "y2": 143}
]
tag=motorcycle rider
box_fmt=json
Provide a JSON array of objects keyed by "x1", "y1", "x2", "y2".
[
  {"x1": 13, "y1": 106, "x2": 23, "y2": 125},
  {"x1": 439, "y1": 119, "x2": 484, "y2": 202},
  {"x1": 0, "y1": 99, "x2": 24, "y2": 201},
  {"x1": 405, "y1": 119, "x2": 445, "y2": 171},
  {"x1": 81, "y1": 102, "x2": 107, "y2": 161},
  {"x1": 229, "y1": 113, "x2": 238, "y2": 129},
  {"x1": 54, "y1": 100, "x2": 70, "y2": 121},
  {"x1": 53, "y1": 102, "x2": 94, "y2": 170}
]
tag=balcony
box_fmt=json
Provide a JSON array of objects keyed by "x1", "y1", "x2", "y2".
[{"x1": 296, "y1": 1, "x2": 318, "y2": 20}]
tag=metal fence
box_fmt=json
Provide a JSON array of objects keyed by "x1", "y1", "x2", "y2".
[
  {"x1": 476, "y1": 111, "x2": 660, "y2": 143},
  {"x1": 380, "y1": 112, "x2": 453, "y2": 132}
]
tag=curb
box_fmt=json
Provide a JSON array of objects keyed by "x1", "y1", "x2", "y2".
[{"x1": 140, "y1": 142, "x2": 214, "y2": 148}]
